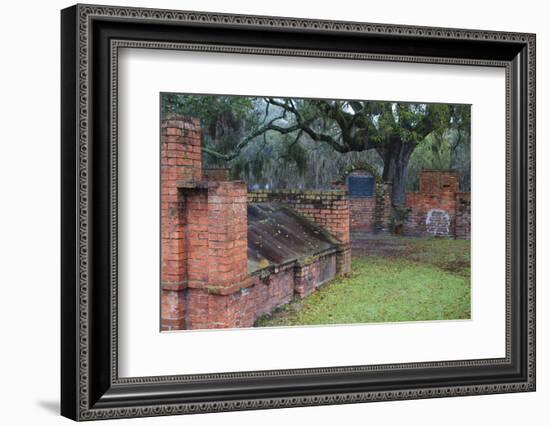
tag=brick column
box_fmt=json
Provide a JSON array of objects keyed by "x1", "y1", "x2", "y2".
[
  {"x1": 184, "y1": 181, "x2": 250, "y2": 329},
  {"x1": 375, "y1": 182, "x2": 392, "y2": 233},
  {"x1": 206, "y1": 182, "x2": 249, "y2": 293},
  {"x1": 327, "y1": 197, "x2": 351, "y2": 276},
  {"x1": 160, "y1": 115, "x2": 201, "y2": 330},
  {"x1": 160, "y1": 114, "x2": 251, "y2": 330},
  {"x1": 455, "y1": 192, "x2": 471, "y2": 239}
]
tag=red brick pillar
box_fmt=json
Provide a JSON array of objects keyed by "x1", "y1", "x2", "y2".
[
  {"x1": 329, "y1": 197, "x2": 351, "y2": 276},
  {"x1": 455, "y1": 192, "x2": 471, "y2": 239},
  {"x1": 185, "y1": 191, "x2": 209, "y2": 288},
  {"x1": 206, "y1": 182, "x2": 249, "y2": 293},
  {"x1": 160, "y1": 114, "x2": 251, "y2": 330},
  {"x1": 375, "y1": 182, "x2": 392, "y2": 233},
  {"x1": 160, "y1": 115, "x2": 201, "y2": 331},
  {"x1": 185, "y1": 181, "x2": 250, "y2": 329}
]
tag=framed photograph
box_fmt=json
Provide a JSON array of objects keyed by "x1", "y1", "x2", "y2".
[{"x1": 61, "y1": 4, "x2": 536, "y2": 421}]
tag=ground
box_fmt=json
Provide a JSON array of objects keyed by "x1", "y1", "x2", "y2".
[{"x1": 255, "y1": 233, "x2": 471, "y2": 327}]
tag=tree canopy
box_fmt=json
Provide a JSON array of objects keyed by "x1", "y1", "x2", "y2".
[{"x1": 161, "y1": 94, "x2": 470, "y2": 201}]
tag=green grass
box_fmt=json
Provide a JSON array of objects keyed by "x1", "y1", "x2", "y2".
[
  {"x1": 398, "y1": 237, "x2": 471, "y2": 278},
  {"x1": 255, "y1": 237, "x2": 470, "y2": 327}
]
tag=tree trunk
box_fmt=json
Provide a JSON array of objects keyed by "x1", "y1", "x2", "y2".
[{"x1": 380, "y1": 136, "x2": 416, "y2": 208}]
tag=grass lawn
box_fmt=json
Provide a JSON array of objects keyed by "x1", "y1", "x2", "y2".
[{"x1": 255, "y1": 236, "x2": 470, "y2": 327}]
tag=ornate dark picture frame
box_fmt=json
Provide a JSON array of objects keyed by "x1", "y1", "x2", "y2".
[{"x1": 61, "y1": 3, "x2": 536, "y2": 421}]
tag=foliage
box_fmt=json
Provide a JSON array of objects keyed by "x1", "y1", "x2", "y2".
[
  {"x1": 161, "y1": 93, "x2": 254, "y2": 125},
  {"x1": 406, "y1": 104, "x2": 471, "y2": 191},
  {"x1": 161, "y1": 94, "x2": 470, "y2": 192},
  {"x1": 161, "y1": 94, "x2": 260, "y2": 167},
  {"x1": 255, "y1": 236, "x2": 471, "y2": 327}
]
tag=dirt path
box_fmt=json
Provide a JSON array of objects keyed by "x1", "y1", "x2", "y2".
[
  {"x1": 351, "y1": 232, "x2": 415, "y2": 258},
  {"x1": 351, "y1": 231, "x2": 470, "y2": 277}
]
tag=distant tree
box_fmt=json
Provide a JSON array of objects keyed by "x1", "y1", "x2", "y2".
[
  {"x1": 449, "y1": 104, "x2": 471, "y2": 190},
  {"x1": 406, "y1": 104, "x2": 471, "y2": 191},
  {"x1": 207, "y1": 98, "x2": 454, "y2": 210},
  {"x1": 161, "y1": 94, "x2": 259, "y2": 167},
  {"x1": 162, "y1": 95, "x2": 470, "y2": 219}
]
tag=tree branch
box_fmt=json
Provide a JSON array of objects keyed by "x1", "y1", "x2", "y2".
[
  {"x1": 201, "y1": 113, "x2": 298, "y2": 161},
  {"x1": 277, "y1": 130, "x2": 304, "y2": 161},
  {"x1": 265, "y1": 98, "x2": 350, "y2": 153}
]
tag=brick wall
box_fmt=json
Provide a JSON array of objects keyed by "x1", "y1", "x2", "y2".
[
  {"x1": 251, "y1": 267, "x2": 295, "y2": 319},
  {"x1": 349, "y1": 197, "x2": 376, "y2": 231},
  {"x1": 248, "y1": 190, "x2": 349, "y2": 242},
  {"x1": 375, "y1": 183, "x2": 393, "y2": 233},
  {"x1": 455, "y1": 192, "x2": 471, "y2": 239},
  {"x1": 183, "y1": 253, "x2": 339, "y2": 329},
  {"x1": 203, "y1": 167, "x2": 230, "y2": 181},
  {"x1": 419, "y1": 170, "x2": 460, "y2": 194},
  {"x1": 403, "y1": 191, "x2": 457, "y2": 237},
  {"x1": 222, "y1": 252, "x2": 338, "y2": 328},
  {"x1": 402, "y1": 171, "x2": 468, "y2": 238},
  {"x1": 248, "y1": 189, "x2": 351, "y2": 275},
  {"x1": 335, "y1": 172, "x2": 376, "y2": 232},
  {"x1": 294, "y1": 253, "x2": 337, "y2": 297},
  {"x1": 336, "y1": 175, "x2": 392, "y2": 234}
]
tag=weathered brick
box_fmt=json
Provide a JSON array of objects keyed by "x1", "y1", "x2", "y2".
[{"x1": 401, "y1": 171, "x2": 468, "y2": 238}]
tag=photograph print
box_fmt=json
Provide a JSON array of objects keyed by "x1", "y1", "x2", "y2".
[{"x1": 160, "y1": 94, "x2": 471, "y2": 331}]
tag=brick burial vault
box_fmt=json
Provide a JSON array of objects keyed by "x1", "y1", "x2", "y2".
[{"x1": 161, "y1": 115, "x2": 351, "y2": 331}]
